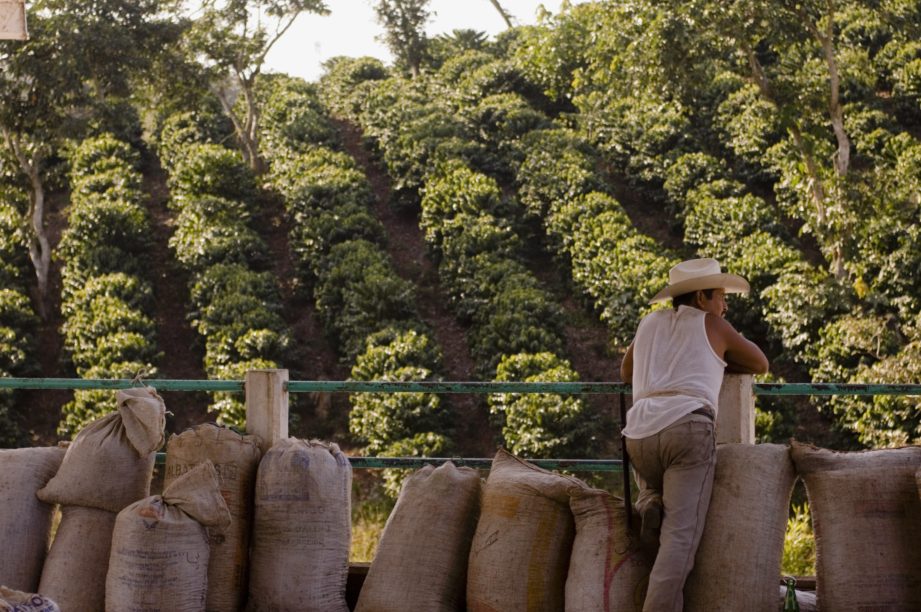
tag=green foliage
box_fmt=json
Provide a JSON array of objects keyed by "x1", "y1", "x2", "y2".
[
  {"x1": 256, "y1": 74, "x2": 336, "y2": 156},
  {"x1": 0, "y1": 186, "x2": 35, "y2": 446},
  {"x1": 267, "y1": 144, "x2": 386, "y2": 282},
  {"x1": 553, "y1": 192, "x2": 676, "y2": 346},
  {"x1": 456, "y1": 92, "x2": 550, "y2": 179},
  {"x1": 167, "y1": 143, "x2": 256, "y2": 201},
  {"x1": 0, "y1": 289, "x2": 38, "y2": 375},
  {"x1": 61, "y1": 291, "x2": 157, "y2": 372},
  {"x1": 662, "y1": 153, "x2": 730, "y2": 218},
  {"x1": 763, "y1": 262, "x2": 852, "y2": 368},
  {"x1": 155, "y1": 110, "x2": 230, "y2": 172},
  {"x1": 68, "y1": 133, "x2": 140, "y2": 178},
  {"x1": 373, "y1": 0, "x2": 432, "y2": 77},
  {"x1": 56, "y1": 136, "x2": 158, "y2": 435},
  {"x1": 489, "y1": 352, "x2": 592, "y2": 458},
  {"x1": 515, "y1": 128, "x2": 602, "y2": 219},
  {"x1": 349, "y1": 327, "x2": 445, "y2": 455},
  {"x1": 817, "y1": 314, "x2": 921, "y2": 446},
  {"x1": 158, "y1": 128, "x2": 290, "y2": 427},
  {"x1": 170, "y1": 196, "x2": 268, "y2": 272},
  {"x1": 470, "y1": 285, "x2": 565, "y2": 374},
  {"x1": 419, "y1": 160, "x2": 515, "y2": 260},
  {"x1": 0, "y1": 190, "x2": 29, "y2": 287},
  {"x1": 318, "y1": 56, "x2": 390, "y2": 120},
  {"x1": 782, "y1": 503, "x2": 816, "y2": 577},
  {"x1": 315, "y1": 240, "x2": 417, "y2": 359}
]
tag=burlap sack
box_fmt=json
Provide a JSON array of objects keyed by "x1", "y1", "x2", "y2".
[
  {"x1": 791, "y1": 441, "x2": 921, "y2": 611},
  {"x1": 355, "y1": 461, "x2": 481, "y2": 612},
  {"x1": 0, "y1": 587, "x2": 60, "y2": 612},
  {"x1": 38, "y1": 505, "x2": 117, "y2": 612},
  {"x1": 0, "y1": 447, "x2": 65, "y2": 592},
  {"x1": 106, "y1": 460, "x2": 231, "y2": 612},
  {"x1": 685, "y1": 443, "x2": 796, "y2": 611},
  {"x1": 38, "y1": 387, "x2": 166, "y2": 513},
  {"x1": 467, "y1": 449, "x2": 582, "y2": 612},
  {"x1": 165, "y1": 424, "x2": 262, "y2": 612},
  {"x1": 247, "y1": 438, "x2": 352, "y2": 612},
  {"x1": 565, "y1": 488, "x2": 652, "y2": 612}
]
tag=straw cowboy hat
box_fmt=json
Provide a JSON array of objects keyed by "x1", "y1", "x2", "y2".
[{"x1": 649, "y1": 258, "x2": 750, "y2": 304}]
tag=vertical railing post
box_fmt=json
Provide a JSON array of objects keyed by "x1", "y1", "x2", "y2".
[
  {"x1": 245, "y1": 369, "x2": 289, "y2": 455},
  {"x1": 717, "y1": 374, "x2": 755, "y2": 444}
]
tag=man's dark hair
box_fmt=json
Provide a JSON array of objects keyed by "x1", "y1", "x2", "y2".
[{"x1": 672, "y1": 288, "x2": 714, "y2": 309}]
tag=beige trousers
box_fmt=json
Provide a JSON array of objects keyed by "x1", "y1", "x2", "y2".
[{"x1": 626, "y1": 412, "x2": 716, "y2": 612}]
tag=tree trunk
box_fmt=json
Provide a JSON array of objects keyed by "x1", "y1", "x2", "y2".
[
  {"x1": 239, "y1": 74, "x2": 266, "y2": 174},
  {"x1": 744, "y1": 46, "x2": 828, "y2": 224},
  {"x1": 487, "y1": 0, "x2": 514, "y2": 29},
  {"x1": 27, "y1": 163, "x2": 51, "y2": 318},
  {"x1": 2, "y1": 127, "x2": 51, "y2": 318},
  {"x1": 215, "y1": 82, "x2": 265, "y2": 174}
]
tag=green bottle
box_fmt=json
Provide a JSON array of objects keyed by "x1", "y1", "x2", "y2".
[{"x1": 783, "y1": 577, "x2": 800, "y2": 612}]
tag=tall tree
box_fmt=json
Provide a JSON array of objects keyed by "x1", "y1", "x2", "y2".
[
  {"x1": 487, "y1": 0, "x2": 514, "y2": 29},
  {"x1": 185, "y1": 0, "x2": 329, "y2": 173},
  {"x1": 374, "y1": 0, "x2": 431, "y2": 78},
  {"x1": 670, "y1": 0, "x2": 869, "y2": 278},
  {"x1": 0, "y1": 0, "x2": 166, "y2": 315}
]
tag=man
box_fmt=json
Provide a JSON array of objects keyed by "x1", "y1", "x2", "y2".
[{"x1": 620, "y1": 258, "x2": 769, "y2": 612}]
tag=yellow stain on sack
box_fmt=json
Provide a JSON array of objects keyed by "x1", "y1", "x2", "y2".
[{"x1": 488, "y1": 493, "x2": 520, "y2": 518}]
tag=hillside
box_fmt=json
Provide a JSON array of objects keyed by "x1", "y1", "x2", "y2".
[{"x1": 3, "y1": 0, "x2": 919, "y2": 457}]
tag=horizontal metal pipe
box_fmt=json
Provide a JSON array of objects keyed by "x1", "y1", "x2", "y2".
[
  {"x1": 152, "y1": 452, "x2": 623, "y2": 471},
  {"x1": 2, "y1": 378, "x2": 919, "y2": 396}
]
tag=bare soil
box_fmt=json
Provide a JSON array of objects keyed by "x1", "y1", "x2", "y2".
[
  {"x1": 334, "y1": 119, "x2": 496, "y2": 455},
  {"x1": 141, "y1": 155, "x2": 210, "y2": 435}
]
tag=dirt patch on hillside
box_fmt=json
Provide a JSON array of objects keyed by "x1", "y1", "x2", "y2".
[
  {"x1": 142, "y1": 154, "x2": 211, "y2": 434},
  {"x1": 334, "y1": 119, "x2": 497, "y2": 456}
]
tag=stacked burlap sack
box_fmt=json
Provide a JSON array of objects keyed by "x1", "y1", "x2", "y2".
[
  {"x1": 791, "y1": 441, "x2": 921, "y2": 612},
  {"x1": 0, "y1": 447, "x2": 65, "y2": 594},
  {"x1": 247, "y1": 438, "x2": 353, "y2": 611},
  {"x1": 6, "y1": 403, "x2": 920, "y2": 612},
  {"x1": 354, "y1": 449, "x2": 652, "y2": 612},
  {"x1": 165, "y1": 423, "x2": 262, "y2": 612},
  {"x1": 36, "y1": 387, "x2": 166, "y2": 612},
  {"x1": 356, "y1": 442, "x2": 919, "y2": 612},
  {"x1": 106, "y1": 460, "x2": 231, "y2": 611}
]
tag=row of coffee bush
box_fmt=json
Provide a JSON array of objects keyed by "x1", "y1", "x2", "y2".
[
  {"x1": 256, "y1": 75, "x2": 452, "y2": 495},
  {"x1": 510, "y1": 1, "x2": 921, "y2": 446},
  {"x1": 3, "y1": 387, "x2": 919, "y2": 610},
  {"x1": 320, "y1": 58, "x2": 595, "y2": 460},
  {"x1": 515, "y1": 128, "x2": 679, "y2": 347},
  {"x1": 659, "y1": 145, "x2": 921, "y2": 446},
  {"x1": 55, "y1": 135, "x2": 159, "y2": 436},
  {"x1": 0, "y1": 184, "x2": 40, "y2": 446},
  {"x1": 420, "y1": 159, "x2": 592, "y2": 457},
  {"x1": 155, "y1": 112, "x2": 290, "y2": 427}
]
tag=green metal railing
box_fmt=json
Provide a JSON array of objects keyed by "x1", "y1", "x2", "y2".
[
  {"x1": 4, "y1": 377, "x2": 920, "y2": 472},
  {"x1": 3, "y1": 377, "x2": 920, "y2": 396}
]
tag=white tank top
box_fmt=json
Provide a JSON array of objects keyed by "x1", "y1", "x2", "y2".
[{"x1": 621, "y1": 306, "x2": 727, "y2": 439}]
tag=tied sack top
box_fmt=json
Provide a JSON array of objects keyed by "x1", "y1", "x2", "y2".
[{"x1": 621, "y1": 306, "x2": 726, "y2": 439}]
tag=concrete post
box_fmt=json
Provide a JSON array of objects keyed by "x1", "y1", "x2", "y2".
[
  {"x1": 716, "y1": 373, "x2": 755, "y2": 444},
  {"x1": 245, "y1": 369, "x2": 289, "y2": 455}
]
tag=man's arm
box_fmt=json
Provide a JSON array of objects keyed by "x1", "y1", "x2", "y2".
[
  {"x1": 620, "y1": 340, "x2": 635, "y2": 381},
  {"x1": 707, "y1": 314, "x2": 769, "y2": 374}
]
